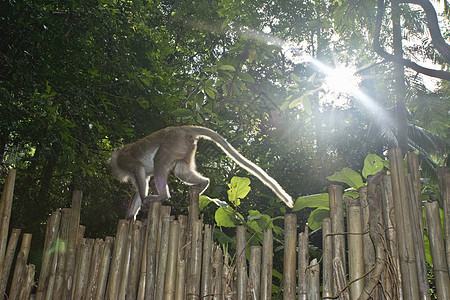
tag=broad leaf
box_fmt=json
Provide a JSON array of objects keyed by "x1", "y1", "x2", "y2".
[
  {"x1": 308, "y1": 208, "x2": 330, "y2": 230},
  {"x1": 293, "y1": 193, "x2": 329, "y2": 211},
  {"x1": 227, "y1": 177, "x2": 251, "y2": 206},
  {"x1": 362, "y1": 154, "x2": 384, "y2": 179},
  {"x1": 328, "y1": 167, "x2": 364, "y2": 189}
]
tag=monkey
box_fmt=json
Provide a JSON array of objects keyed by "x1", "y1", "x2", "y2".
[{"x1": 110, "y1": 126, "x2": 294, "y2": 219}]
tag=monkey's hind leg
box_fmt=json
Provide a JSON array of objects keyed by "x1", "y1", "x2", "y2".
[{"x1": 174, "y1": 160, "x2": 210, "y2": 194}]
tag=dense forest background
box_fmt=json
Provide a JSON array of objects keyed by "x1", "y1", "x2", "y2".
[{"x1": 0, "y1": 0, "x2": 449, "y2": 267}]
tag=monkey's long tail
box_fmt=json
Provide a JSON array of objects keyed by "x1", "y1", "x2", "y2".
[{"x1": 190, "y1": 126, "x2": 294, "y2": 208}]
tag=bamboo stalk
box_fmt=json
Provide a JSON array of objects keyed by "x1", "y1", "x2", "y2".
[
  {"x1": 63, "y1": 190, "x2": 83, "y2": 299},
  {"x1": 322, "y1": 218, "x2": 332, "y2": 299},
  {"x1": 212, "y1": 245, "x2": 223, "y2": 300},
  {"x1": 8, "y1": 251, "x2": 25, "y2": 300},
  {"x1": 94, "y1": 236, "x2": 114, "y2": 300},
  {"x1": 388, "y1": 148, "x2": 419, "y2": 298},
  {"x1": 187, "y1": 187, "x2": 201, "y2": 231},
  {"x1": 0, "y1": 228, "x2": 21, "y2": 297},
  {"x1": 19, "y1": 264, "x2": 35, "y2": 300},
  {"x1": 155, "y1": 215, "x2": 171, "y2": 300},
  {"x1": 379, "y1": 175, "x2": 402, "y2": 297},
  {"x1": 145, "y1": 201, "x2": 162, "y2": 299},
  {"x1": 308, "y1": 258, "x2": 320, "y2": 300},
  {"x1": 283, "y1": 214, "x2": 297, "y2": 299},
  {"x1": 164, "y1": 220, "x2": 179, "y2": 300},
  {"x1": 9, "y1": 232, "x2": 32, "y2": 300},
  {"x1": 200, "y1": 224, "x2": 213, "y2": 299},
  {"x1": 407, "y1": 172, "x2": 431, "y2": 299},
  {"x1": 36, "y1": 210, "x2": 61, "y2": 300},
  {"x1": 187, "y1": 219, "x2": 203, "y2": 300},
  {"x1": 333, "y1": 257, "x2": 349, "y2": 300},
  {"x1": 127, "y1": 221, "x2": 144, "y2": 300},
  {"x1": 249, "y1": 246, "x2": 261, "y2": 300},
  {"x1": 359, "y1": 188, "x2": 375, "y2": 276},
  {"x1": 437, "y1": 166, "x2": 450, "y2": 272},
  {"x1": 119, "y1": 223, "x2": 134, "y2": 300},
  {"x1": 107, "y1": 219, "x2": 130, "y2": 298},
  {"x1": 0, "y1": 169, "x2": 16, "y2": 271},
  {"x1": 52, "y1": 208, "x2": 71, "y2": 299},
  {"x1": 260, "y1": 229, "x2": 273, "y2": 300},
  {"x1": 329, "y1": 184, "x2": 346, "y2": 294},
  {"x1": 425, "y1": 201, "x2": 450, "y2": 299},
  {"x1": 175, "y1": 259, "x2": 186, "y2": 300},
  {"x1": 73, "y1": 238, "x2": 94, "y2": 299},
  {"x1": 298, "y1": 226, "x2": 309, "y2": 300},
  {"x1": 236, "y1": 226, "x2": 247, "y2": 300},
  {"x1": 86, "y1": 238, "x2": 104, "y2": 300},
  {"x1": 346, "y1": 196, "x2": 364, "y2": 299},
  {"x1": 137, "y1": 217, "x2": 149, "y2": 300}
]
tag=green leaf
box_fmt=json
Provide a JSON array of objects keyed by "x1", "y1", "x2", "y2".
[
  {"x1": 199, "y1": 195, "x2": 212, "y2": 211},
  {"x1": 171, "y1": 108, "x2": 193, "y2": 117},
  {"x1": 308, "y1": 208, "x2": 330, "y2": 230},
  {"x1": 227, "y1": 177, "x2": 251, "y2": 206},
  {"x1": 215, "y1": 207, "x2": 237, "y2": 227},
  {"x1": 362, "y1": 154, "x2": 384, "y2": 179},
  {"x1": 293, "y1": 193, "x2": 329, "y2": 211},
  {"x1": 218, "y1": 64, "x2": 236, "y2": 71},
  {"x1": 248, "y1": 210, "x2": 272, "y2": 231},
  {"x1": 238, "y1": 72, "x2": 255, "y2": 83},
  {"x1": 214, "y1": 228, "x2": 233, "y2": 244},
  {"x1": 204, "y1": 87, "x2": 216, "y2": 99},
  {"x1": 327, "y1": 167, "x2": 364, "y2": 189}
]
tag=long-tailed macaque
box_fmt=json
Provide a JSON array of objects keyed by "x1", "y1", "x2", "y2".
[{"x1": 110, "y1": 126, "x2": 294, "y2": 219}]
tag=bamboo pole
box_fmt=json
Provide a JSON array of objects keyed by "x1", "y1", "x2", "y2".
[
  {"x1": 119, "y1": 221, "x2": 133, "y2": 300},
  {"x1": 187, "y1": 188, "x2": 201, "y2": 232},
  {"x1": 359, "y1": 188, "x2": 376, "y2": 276},
  {"x1": 322, "y1": 218, "x2": 332, "y2": 298},
  {"x1": 107, "y1": 219, "x2": 130, "y2": 298},
  {"x1": 0, "y1": 169, "x2": 16, "y2": 271},
  {"x1": 260, "y1": 229, "x2": 273, "y2": 300},
  {"x1": 52, "y1": 208, "x2": 71, "y2": 299},
  {"x1": 63, "y1": 190, "x2": 83, "y2": 299},
  {"x1": 145, "y1": 201, "x2": 162, "y2": 299},
  {"x1": 164, "y1": 220, "x2": 179, "y2": 300},
  {"x1": 346, "y1": 196, "x2": 364, "y2": 299},
  {"x1": 86, "y1": 238, "x2": 104, "y2": 300},
  {"x1": 127, "y1": 221, "x2": 144, "y2": 300},
  {"x1": 8, "y1": 232, "x2": 32, "y2": 300},
  {"x1": 379, "y1": 175, "x2": 401, "y2": 292},
  {"x1": 155, "y1": 215, "x2": 171, "y2": 300},
  {"x1": 175, "y1": 259, "x2": 186, "y2": 300},
  {"x1": 333, "y1": 257, "x2": 349, "y2": 300},
  {"x1": 388, "y1": 148, "x2": 419, "y2": 298},
  {"x1": 73, "y1": 238, "x2": 94, "y2": 299},
  {"x1": 425, "y1": 201, "x2": 450, "y2": 299},
  {"x1": 298, "y1": 226, "x2": 309, "y2": 300},
  {"x1": 0, "y1": 228, "x2": 20, "y2": 297},
  {"x1": 212, "y1": 245, "x2": 223, "y2": 300},
  {"x1": 283, "y1": 214, "x2": 297, "y2": 299},
  {"x1": 329, "y1": 184, "x2": 346, "y2": 294},
  {"x1": 19, "y1": 264, "x2": 35, "y2": 300},
  {"x1": 200, "y1": 224, "x2": 213, "y2": 299},
  {"x1": 236, "y1": 226, "x2": 247, "y2": 300},
  {"x1": 308, "y1": 258, "x2": 320, "y2": 300},
  {"x1": 137, "y1": 217, "x2": 149, "y2": 300},
  {"x1": 249, "y1": 246, "x2": 261, "y2": 300},
  {"x1": 36, "y1": 210, "x2": 61, "y2": 300},
  {"x1": 407, "y1": 173, "x2": 431, "y2": 299},
  {"x1": 187, "y1": 219, "x2": 203, "y2": 300},
  {"x1": 94, "y1": 236, "x2": 114, "y2": 300},
  {"x1": 437, "y1": 166, "x2": 450, "y2": 272}
]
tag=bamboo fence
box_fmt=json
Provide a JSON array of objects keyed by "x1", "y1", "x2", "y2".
[{"x1": 0, "y1": 149, "x2": 448, "y2": 299}]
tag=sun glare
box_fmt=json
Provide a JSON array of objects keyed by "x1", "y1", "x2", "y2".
[{"x1": 324, "y1": 66, "x2": 361, "y2": 95}]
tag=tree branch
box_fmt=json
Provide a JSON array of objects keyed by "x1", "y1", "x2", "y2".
[{"x1": 374, "y1": 0, "x2": 450, "y2": 81}]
